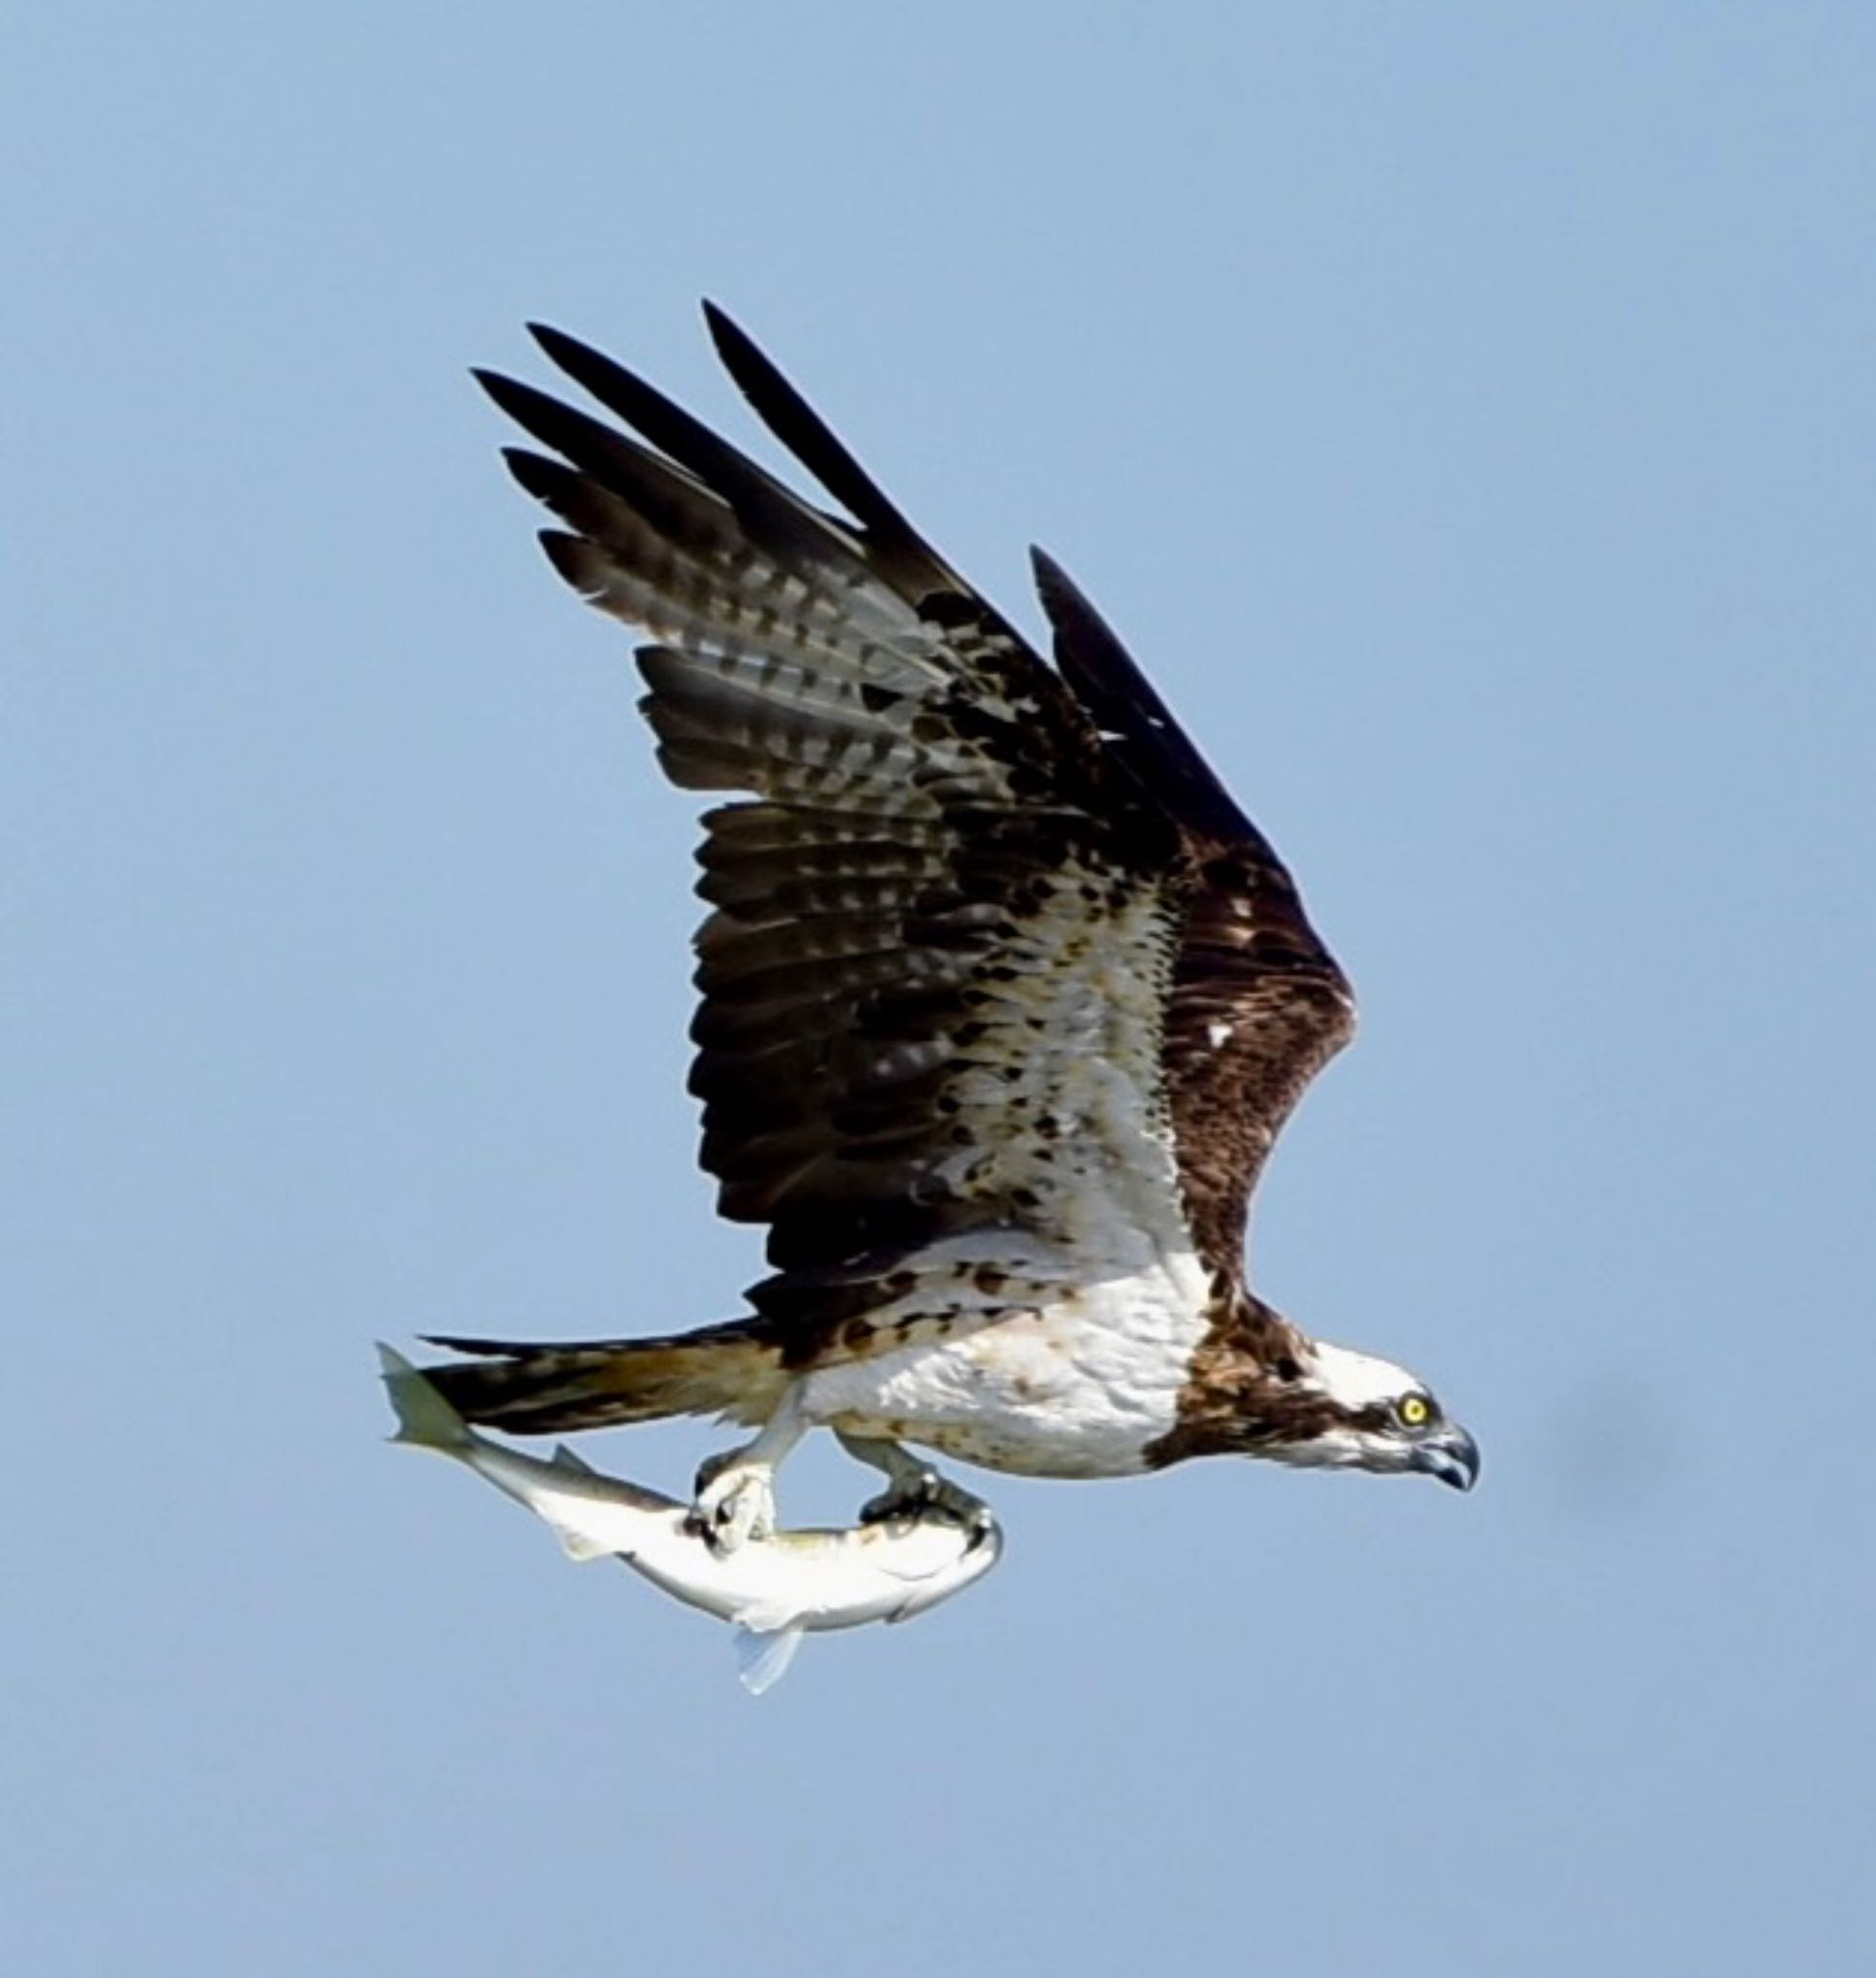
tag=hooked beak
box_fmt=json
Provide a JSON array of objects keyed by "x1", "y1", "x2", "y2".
[{"x1": 1411, "y1": 1423, "x2": 1481, "y2": 1492}]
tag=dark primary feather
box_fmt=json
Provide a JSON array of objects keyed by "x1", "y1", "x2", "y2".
[
  {"x1": 701, "y1": 301, "x2": 967, "y2": 602},
  {"x1": 475, "y1": 306, "x2": 1350, "y2": 1323},
  {"x1": 1032, "y1": 549, "x2": 1265, "y2": 850}
]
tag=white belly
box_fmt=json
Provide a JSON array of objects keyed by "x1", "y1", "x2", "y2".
[{"x1": 796, "y1": 1260, "x2": 1210, "y2": 1479}]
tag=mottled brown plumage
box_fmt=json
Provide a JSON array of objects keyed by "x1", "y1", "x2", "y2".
[{"x1": 1145, "y1": 1295, "x2": 1331, "y2": 1466}]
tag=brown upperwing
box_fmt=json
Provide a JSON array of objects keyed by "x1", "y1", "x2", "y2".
[{"x1": 1033, "y1": 551, "x2": 1357, "y2": 1288}]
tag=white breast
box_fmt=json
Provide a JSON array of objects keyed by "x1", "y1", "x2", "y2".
[{"x1": 797, "y1": 1246, "x2": 1211, "y2": 1478}]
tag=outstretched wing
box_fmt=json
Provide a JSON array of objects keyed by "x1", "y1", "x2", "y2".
[
  {"x1": 475, "y1": 313, "x2": 1193, "y2": 1314},
  {"x1": 1032, "y1": 553, "x2": 1356, "y2": 1284}
]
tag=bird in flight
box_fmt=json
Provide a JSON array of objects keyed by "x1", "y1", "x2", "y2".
[{"x1": 420, "y1": 305, "x2": 1478, "y2": 1550}]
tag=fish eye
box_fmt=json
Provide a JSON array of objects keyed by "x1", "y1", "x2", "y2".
[{"x1": 1396, "y1": 1393, "x2": 1435, "y2": 1430}]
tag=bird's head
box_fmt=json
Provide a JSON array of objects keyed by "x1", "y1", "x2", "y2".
[{"x1": 1273, "y1": 1339, "x2": 1480, "y2": 1490}]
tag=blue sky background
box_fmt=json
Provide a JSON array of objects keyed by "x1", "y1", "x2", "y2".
[{"x1": 5, "y1": 6, "x2": 1872, "y2": 1973}]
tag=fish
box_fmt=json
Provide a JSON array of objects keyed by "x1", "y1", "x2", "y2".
[{"x1": 378, "y1": 1345, "x2": 1002, "y2": 1692}]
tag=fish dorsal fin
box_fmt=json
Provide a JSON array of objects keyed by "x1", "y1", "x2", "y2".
[
  {"x1": 536, "y1": 1444, "x2": 622, "y2": 1559},
  {"x1": 734, "y1": 1625, "x2": 805, "y2": 1696}
]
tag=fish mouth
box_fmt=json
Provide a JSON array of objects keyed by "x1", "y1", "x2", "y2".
[{"x1": 1410, "y1": 1425, "x2": 1481, "y2": 1492}]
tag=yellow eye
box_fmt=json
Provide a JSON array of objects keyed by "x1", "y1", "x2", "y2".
[{"x1": 1397, "y1": 1394, "x2": 1432, "y2": 1429}]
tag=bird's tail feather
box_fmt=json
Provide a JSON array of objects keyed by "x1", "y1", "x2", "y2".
[{"x1": 415, "y1": 1319, "x2": 784, "y2": 1435}]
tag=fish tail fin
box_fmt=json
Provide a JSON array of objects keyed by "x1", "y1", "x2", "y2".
[
  {"x1": 413, "y1": 1318, "x2": 784, "y2": 1435},
  {"x1": 378, "y1": 1343, "x2": 475, "y2": 1453}
]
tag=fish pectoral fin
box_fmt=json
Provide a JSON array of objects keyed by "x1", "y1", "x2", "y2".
[
  {"x1": 533, "y1": 1503, "x2": 626, "y2": 1564},
  {"x1": 733, "y1": 1624, "x2": 805, "y2": 1696}
]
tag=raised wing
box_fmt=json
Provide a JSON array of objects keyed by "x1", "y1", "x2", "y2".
[
  {"x1": 475, "y1": 314, "x2": 1193, "y2": 1316},
  {"x1": 1033, "y1": 552, "x2": 1356, "y2": 1284}
]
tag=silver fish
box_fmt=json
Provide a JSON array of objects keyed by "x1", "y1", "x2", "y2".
[{"x1": 379, "y1": 1346, "x2": 1001, "y2": 1692}]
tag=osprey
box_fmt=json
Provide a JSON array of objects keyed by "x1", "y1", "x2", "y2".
[{"x1": 424, "y1": 306, "x2": 1478, "y2": 1549}]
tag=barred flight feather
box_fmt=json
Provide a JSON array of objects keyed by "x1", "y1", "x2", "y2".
[{"x1": 472, "y1": 308, "x2": 1350, "y2": 1327}]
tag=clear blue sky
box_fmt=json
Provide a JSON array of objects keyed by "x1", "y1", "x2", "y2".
[{"x1": 6, "y1": 6, "x2": 1871, "y2": 1973}]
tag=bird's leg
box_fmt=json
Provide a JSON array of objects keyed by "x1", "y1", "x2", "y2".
[
  {"x1": 691, "y1": 1389, "x2": 807, "y2": 1554},
  {"x1": 837, "y1": 1430, "x2": 994, "y2": 1538}
]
